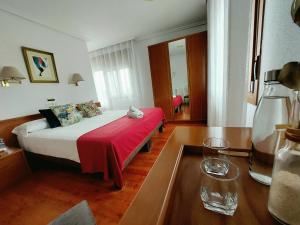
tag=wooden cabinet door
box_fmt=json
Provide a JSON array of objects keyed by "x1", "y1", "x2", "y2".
[
  {"x1": 148, "y1": 43, "x2": 173, "y2": 120},
  {"x1": 186, "y1": 32, "x2": 207, "y2": 122}
]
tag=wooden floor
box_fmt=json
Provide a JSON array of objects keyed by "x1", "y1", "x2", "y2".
[
  {"x1": 0, "y1": 124, "x2": 180, "y2": 225},
  {"x1": 174, "y1": 104, "x2": 190, "y2": 121}
]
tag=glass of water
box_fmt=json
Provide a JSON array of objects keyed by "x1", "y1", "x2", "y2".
[
  {"x1": 202, "y1": 137, "x2": 230, "y2": 176},
  {"x1": 200, "y1": 158, "x2": 240, "y2": 216}
]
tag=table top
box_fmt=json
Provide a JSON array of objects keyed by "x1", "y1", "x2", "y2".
[
  {"x1": 119, "y1": 126, "x2": 278, "y2": 225},
  {"x1": 0, "y1": 147, "x2": 21, "y2": 160}
]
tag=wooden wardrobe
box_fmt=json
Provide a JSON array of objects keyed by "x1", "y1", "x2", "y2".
[{"x1": 148, "y1": 32, "x2": 207, "y2": 122}]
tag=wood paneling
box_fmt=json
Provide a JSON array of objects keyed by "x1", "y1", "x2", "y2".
[
  {"x1": 148, "y1": 43, "x2": 173, "y2": 120},
  {"x1": 0, "y1": 114, "x2": 42, "y2": 147},
  {"x1": 186, "y1": 32, "x2": 208, "y2": 122},
  {"x1": 0, "y1": 148, "x2": 31, "y2": 191},
  {"x1": 148, "y1": 32, "x2": 208, "y2": 122}
]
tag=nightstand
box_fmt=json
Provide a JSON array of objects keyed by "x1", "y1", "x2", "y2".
[{"x1": 0, "y1": 148, "x2": 31, "y2": 191}]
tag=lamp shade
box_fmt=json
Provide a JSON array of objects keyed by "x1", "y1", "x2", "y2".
[
  {"x1": 292, "y1": 0, "x2": 300, "y2": 26},
  {"x1": 278, "y1": 62, "x2": 300, "y2": 90},
  {"x1": 72, "y1": 73, "x2": 84, "y2": 86},
  {"x1": 0, "y1": 66, "x2": 25, "y2": 80}
]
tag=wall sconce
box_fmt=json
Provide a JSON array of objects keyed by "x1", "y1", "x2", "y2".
[
  {"x1": 0, "y1": 66, "x2": 26, "y2": 87},
  {"x1": 292, "y1": 0, "x2": 300, "y2": 26},
  {"x1": 72, "y1": 73, "x2": 84, "y2": 86}
]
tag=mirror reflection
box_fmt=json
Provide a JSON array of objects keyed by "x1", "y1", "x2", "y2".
[{"x1": 168, "y1": 39, "x2": 190, "y2": 120}]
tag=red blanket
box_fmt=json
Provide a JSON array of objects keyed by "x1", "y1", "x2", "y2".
[
  {"x1": 76, "y1": 108, "x2": 164, "y2": 188},
  {"x1": 173, "y1": 95, "x2": 183, "y2": 108}
]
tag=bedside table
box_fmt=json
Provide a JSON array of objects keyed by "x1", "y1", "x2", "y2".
[{"x1": 0, "y1": 148, "x2": 31, "y2": 191}]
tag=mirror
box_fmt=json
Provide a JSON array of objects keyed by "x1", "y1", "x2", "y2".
[
  {"x1": 292, "y1": 0, "x2": 300, "y2": 26},
  {"x1": 168, "y1": 39, "x2": 190, "y2": 121}
]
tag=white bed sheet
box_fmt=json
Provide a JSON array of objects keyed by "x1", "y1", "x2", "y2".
[{"x1": 19, "y1": 110, "x2": 127, "y2": 163}]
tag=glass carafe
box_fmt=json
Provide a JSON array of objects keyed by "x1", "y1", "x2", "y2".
[
  {"x1": 268, "y1": 128, "x2": 300, "y2": 224},
  {"x1": 249, "y1": 70, "x2": 291, "y2": 185}
]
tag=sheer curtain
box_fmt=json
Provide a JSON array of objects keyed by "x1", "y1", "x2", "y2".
[
  {"x1": 89, "y1": 40, "x2": 142, "y2": 110},
  {"x1": 207, "y1": 0, "x2": 230, "y2": 126}
]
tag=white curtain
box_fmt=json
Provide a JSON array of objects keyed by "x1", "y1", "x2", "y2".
[
  {"x1": 207, "y1": 0, "x2": 230, "y2": 126},
  {"x1": 89, "y1": 40, "x2": 142, "y2": 110}
]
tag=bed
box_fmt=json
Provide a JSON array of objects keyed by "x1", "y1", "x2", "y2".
[
  {"x1": 15, "y1": 108, "x2": 164, "y2": 189},
  {"x1": 172, "y1": 95, "x2": 183, "y2": 113}
]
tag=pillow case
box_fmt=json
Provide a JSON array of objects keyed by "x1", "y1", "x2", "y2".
[
  {"x1": 77, "y1": 101, "x2": 101, "y2": 118},
  {"x1": 39, "y1": 109, "x2": 61, "y2": 128},
  {"x1": 50, "y1": 104, "x2": 83, "y2": 127},
  {"x1": 12, "y1": 118, "x2": 49, "y2": 136}
]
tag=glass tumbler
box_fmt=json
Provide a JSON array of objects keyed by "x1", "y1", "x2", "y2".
[
  {"x1": 200, "y1": 158, "x2": 240, "y2": 216},
  {"x1": 202, "y1": 137, "x2": 230, "y2": 176}
]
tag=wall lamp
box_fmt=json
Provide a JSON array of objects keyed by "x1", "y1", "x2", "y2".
[
  {"x1": 0, "y1": 66, "x2": 26, "y2": 87},
  {"x1": 278, "y1": 62, "x2": 300, "y2": 90},
  {"x1": 292, "y1": 0, "x2": 300, "y2": 26},
  {"x1": 72, "y1": 73, "x2": 84, "y2": 86}
]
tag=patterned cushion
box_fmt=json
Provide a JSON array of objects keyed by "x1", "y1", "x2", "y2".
[
  {"x1": 50, "y1": 104, "x2": 83, "y2": 127},
  {"x1": 77, "y1": 101, "x2": 101, "y2": 118}
]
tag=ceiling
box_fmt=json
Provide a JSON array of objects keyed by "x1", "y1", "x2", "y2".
[{"x1": 0, "y1": 0, "x2": 206, "y2": 51}]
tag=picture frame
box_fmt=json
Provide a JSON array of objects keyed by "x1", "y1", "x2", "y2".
[{"x1": 22, "y1": 47, "x2": 59, "y2": 83}]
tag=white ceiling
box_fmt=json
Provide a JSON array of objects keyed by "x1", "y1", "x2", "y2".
[{"x1": 0, "y1": 0, "x2": 206, "y2": 51}]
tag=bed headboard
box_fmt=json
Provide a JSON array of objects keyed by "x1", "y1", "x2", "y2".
[
  {"x1": 0, "y1": 114, "x2": 42, "y2": 147},
  {"x1": 0, "y1": 101, "x2": 101, "y2": 147}
]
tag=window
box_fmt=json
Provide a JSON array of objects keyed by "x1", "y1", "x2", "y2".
[{"x1": 90, "y1": 40, "x2": 141, "y2": 110}]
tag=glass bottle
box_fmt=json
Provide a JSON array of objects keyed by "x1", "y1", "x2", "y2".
[
  {"x1": 268, "y1": 127, "x2": 300, "y2": 224},
  {"x1": 249, "y1": 70, "x2": 291, "y2": 185}
]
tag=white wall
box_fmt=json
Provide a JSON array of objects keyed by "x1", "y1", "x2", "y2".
[
  {"x1": 169, "y1": 53, "x2": 188, "y2": 96},
  {"x1": 245, "y1": 0, "x2": 300, "y2": 127},
  {"x1": 0, "y1": 10, "x2": 97, "y2": 120},
  {"x1": 259, "y1": 0, "x2": 300, "y2": 96},
  {"x1": 134, "y1": 23, "x2": 207, "y2": 107},
  {"x1": 226, "y1": 0, "x2": 252, "y2": 127}
]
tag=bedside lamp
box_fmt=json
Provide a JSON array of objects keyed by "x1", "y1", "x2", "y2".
[
  {"x1": 72, "y1": 73, "x2": 84, "y2": 86},
  {"x1": 0, "y1": 66, "x2": 26, "y2": 87}
]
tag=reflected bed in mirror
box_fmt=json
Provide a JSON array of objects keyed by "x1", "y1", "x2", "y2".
[{"x1": 168, "y1": 39, "x2": 190, "y2": 121}]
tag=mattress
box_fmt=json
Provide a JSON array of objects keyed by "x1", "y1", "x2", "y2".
[{"x1": 19, "y1": 110, "x2": 127, "y2": 163}]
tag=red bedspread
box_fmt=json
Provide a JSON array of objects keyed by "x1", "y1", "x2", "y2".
[
  {"x1": 173, "y1": 95, "x2": 183, "y2": 108},
  {"x1": 76, "y1": 107, "x2": 164, "y2": 188}
]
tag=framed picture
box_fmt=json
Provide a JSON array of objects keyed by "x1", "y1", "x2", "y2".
[{"x1": 22, "y1": 47, "x2": 59, "y2": 83}]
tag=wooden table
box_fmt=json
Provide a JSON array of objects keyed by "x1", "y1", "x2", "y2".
[{"x1": 119, "y1": 126, "x2": 280, "y2": 225}]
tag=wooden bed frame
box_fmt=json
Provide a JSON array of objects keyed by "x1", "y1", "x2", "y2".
[
  {"x1": 0, "y1": 103, "x2": 164, "y2": 180},
  {"x1": 0, "y1": 113, "x2": 42, "y2": 147},
  {"x1": 25, "y1": 121, "x2": 163, "y2": 172}
]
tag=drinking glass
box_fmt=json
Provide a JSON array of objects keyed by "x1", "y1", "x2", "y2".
[
  {"x1": 202, "y1": 137, "x2": 230, "y2": 176},
  {"x1": 200, "y1": 158, "x2": 240, "y2": 216}
]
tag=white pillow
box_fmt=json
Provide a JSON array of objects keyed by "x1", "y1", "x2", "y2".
[{"x1": 12, "y1": 118, "x2": 49, "y2": 136}]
